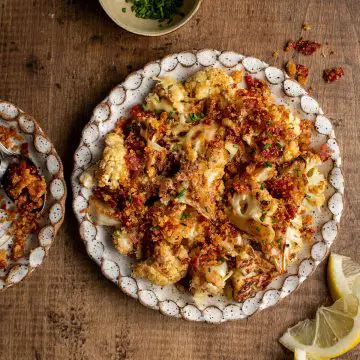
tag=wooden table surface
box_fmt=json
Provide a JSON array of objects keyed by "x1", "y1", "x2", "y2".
[{"x1": 1, "y1": 0, "x2": 360, "y2": 359}]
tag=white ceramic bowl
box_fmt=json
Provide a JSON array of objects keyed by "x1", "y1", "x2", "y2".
[{"x1": 99, "y1": 0, "x2": 202, "y2": 36}]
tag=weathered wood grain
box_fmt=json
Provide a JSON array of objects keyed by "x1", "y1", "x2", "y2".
[{"x1": 0, "y1": 0, "x2": 359, "y2": 359}]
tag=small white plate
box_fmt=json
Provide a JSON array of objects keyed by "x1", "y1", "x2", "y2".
[{"x1": 0, "y1": 101, "x2": 66, "y2": 291}]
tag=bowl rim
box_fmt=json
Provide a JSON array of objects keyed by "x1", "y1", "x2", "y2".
[{"x1": 98, "y1": 0, "x2": 202, "y2": 36}]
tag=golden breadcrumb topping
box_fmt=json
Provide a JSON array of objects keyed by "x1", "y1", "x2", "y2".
[{"x1": 81, "y1": 68, "x2": 327, "y2": 302}]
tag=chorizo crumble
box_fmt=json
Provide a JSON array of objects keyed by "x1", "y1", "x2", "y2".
[
  {"x1": 285, "y1": 37, "x2": 321, "y2": 55},
  {"x1": 81, "y1": 68, "x2": 327, "y2": 302},
  {"x1": 323, "y1": 67, "x2": 345, "y2": 83}
]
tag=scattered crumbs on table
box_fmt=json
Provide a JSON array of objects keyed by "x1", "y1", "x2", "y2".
[
  {"x1": 323, "y1": 67, "x2": 345, "y2": 83},
  {"x1": 302, "y1": 23, "x2": 312, "y2": 31}
]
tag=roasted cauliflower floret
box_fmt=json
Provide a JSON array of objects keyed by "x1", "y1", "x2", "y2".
[
  {"x1": 87, "y1": 197, "x2": 122, "y2": 226},
  {"x1": 176, "y1": 145, "x2": 229, "y2": 219},
  {"x1": 145, "y1": 76, "x2": 187, "y2": 114},
  {"x1": 302, "y1": 152, "x2": 327, "y2": 210},
  {"x1": 183, "y1": 123, "x2": 218, "y2": 162},
  {"x1": 191, "y1": 262, "x2": 232, "y2": 297},
  {"x1": 79, "y1": 163, "x2": 98, "y2": 189},
  {"x1": 98, "y1": 133, "x2": 128, "y2": 190},
  {"x1": 112, "y1": 229, "x2": 140, "y2": 258},
  {"x1": 228, "y1": 189, "x2": 278, "y2": 242},
  {"x1": 185, "y1": 68, "x2": 235, "y2": 100},
  {"x1": 133, "y1": 243, "x2": 189, "y2": 286},
  {"x1": 231, "y1": 245, "x2": 278, "y2": 302}
]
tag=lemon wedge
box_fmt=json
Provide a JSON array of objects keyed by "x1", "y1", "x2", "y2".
[
  {"x1": 294, "y1": 348, "x2": 324, "y2": 359},
  {"x1": 328, "y1": 253, "x2": 360, "y2": 300},
  {"x1": 280, "y1": 294, "x2": 360, "y2": 358}
]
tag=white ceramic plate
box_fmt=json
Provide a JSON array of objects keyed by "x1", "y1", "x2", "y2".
[
  {"x1": 72, "y1": 50, "x2": 344, "y2": 323},
  {"x1": 0, "y1": 101, "x2": 66, "y2": 291}
]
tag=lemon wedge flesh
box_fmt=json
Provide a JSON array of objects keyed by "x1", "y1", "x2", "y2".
[
  {"x1": 328, "y1": 253, "x2": 360, "y2": 300},
  {"x1": 294, "y1": 348, "x2": 325, "y2": 359},
  {"x1": 280, "y1": 294, "x2": 360, "y2": 358}
]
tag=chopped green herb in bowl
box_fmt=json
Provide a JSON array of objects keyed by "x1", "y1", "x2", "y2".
[
  {"x1": 99, "y1": 0, "x2": 202, "y2": 36},
  {"x1": 130, "y1": 0, "x2": 185, "y2": 25}
]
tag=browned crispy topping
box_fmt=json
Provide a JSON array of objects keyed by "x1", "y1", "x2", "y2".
[
  {"x1": 323, "y1": 67, "x2": 344, "y2": 83},
  {"x1": 285, "y1": 38, "x2": 321, "y2": 55}
]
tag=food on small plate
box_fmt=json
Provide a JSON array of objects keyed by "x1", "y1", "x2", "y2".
[
  {"x1": 0, "y1": 127, "x2": 47, "y2": 268},
  {"x1": 80, "y1": 68, "x2": 327, "y2": 302},
  {"x1": 280, "y1": 254, "x2": 360, "y2": 359},
  {"x1": 3, "y1": 160, "x2": 46, "y2": 212}
]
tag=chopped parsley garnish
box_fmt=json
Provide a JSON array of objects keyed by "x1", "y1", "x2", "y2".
[
  {"x1": 266, "y1": 131, "x2": 272, "y2": 137},
  {"x1": 276, "y1": 142, "x2": 283, "y2": 149},
  {"x1": 263, "y1": 143, "x2": 271, "y2": 150},
  {"x1": 272, "y1": 219, "x2": 278, "y2": 224},
  {"x1": 181, "y1": 212, "x2": 189, "y2": 220},
  {"x1": 260, "y1": 183, "x2": 265, "y2": 190},
  {"x1": 168, "y1": 111, "x2": 174, "y2": 118},
  {"x1": 180, "y1": 222, "x2": 187, "y2": 227},
  {"x1": 130, "y1": 0, "x2": 184, "y2": 24},
  {"x1": 127, "y1": 194, "x2": 133, "y2": 203},
  {"x1": 176, "y1": 189, "x2": 186, "y2": 199},
  {"x1": 113, "y1": 230, "x2": 121, "y2": 237},
  {"x1": 276, "y1": 237, "x2": 283, "y2": 243},
  {"x1": 205, "y1": 206, "x2": 209, "y2": 213},
  {"x1": 154, "y1": 109, "x2": 163, "y2": 115},
  {"x1": 122, "y1": 7, "x2": 127, "y2": 13},
  {"x1": 150, "y1": 225, "x2": 160, "y2": 231},
  {"x1": 305, "y1": 194, "x2": 312, "y2": 199},
  {"x1": 255, "y1": 226, "x2": 260, "y2": 232},
  {"x1": 219, "y1": 257, "x2": 226, "y2": 263},
  {"x1": 188, "y1": 112, "x2": 204, "y2": 123},
  {"x1": 263, "y1": 161, "x2": 272, "y2": 168},
  {"x1": 260, "y1": 213, "x2": 266, "y2": 222},
  {"x1": 168, "y1": 84, "x2": 173, "y2": 89}
]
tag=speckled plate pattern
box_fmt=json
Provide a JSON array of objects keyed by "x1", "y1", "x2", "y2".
[
  {"x1": 71, "y1": 50, "x2": 344, "y2": 323},
  {"x1": 0, "y1": 101, "x2": 66, "y2": 291}
]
